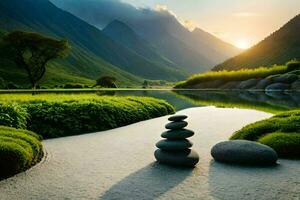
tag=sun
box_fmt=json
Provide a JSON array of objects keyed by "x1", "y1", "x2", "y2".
[{"x1": 235, "y1": 39, "x2": 251, "y2": 49}]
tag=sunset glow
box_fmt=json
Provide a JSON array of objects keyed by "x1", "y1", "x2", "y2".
[{"x1": 235, "y1": 39, "x2": 251, "y2": 49}]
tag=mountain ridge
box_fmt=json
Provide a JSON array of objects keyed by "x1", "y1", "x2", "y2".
[{"x1": 214, "y1": 14, "x2": 300, "y2": 71}]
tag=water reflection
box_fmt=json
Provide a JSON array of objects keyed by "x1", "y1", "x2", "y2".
[
  {"x1": 173, "y1": 91, "x2": 300, "y2": 113},
  {"x1": 95, "y1": 90, "x2": 300, "y2": 113}
]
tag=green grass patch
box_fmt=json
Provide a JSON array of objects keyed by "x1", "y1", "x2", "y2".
[
  {"x1": 0, "y1": 126, "x2": 43, "y2": 180},
  {"x1": 0, "y1": 94, "x2": 175, "y2": 138},
  {"x1": 175, "y1": 65, "x2": 290, "y2": 88},
  {"x1": 231, "y1": 110, "x2": 300, "y2": 158}
]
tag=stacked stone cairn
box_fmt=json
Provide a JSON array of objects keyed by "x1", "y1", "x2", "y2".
[{"x1": 154, "y1": 115, "x2": 199, "y2": 167}]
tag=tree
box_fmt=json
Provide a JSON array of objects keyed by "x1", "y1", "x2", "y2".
[
  {"x1": 95, "y1": 76, "x2": 117, "y2": 88},
  {"x1": 142, "y1": 80, "x2": 149, "y2": 88},
  {"x1": 3, "y1": 31, "x2": 70, "y2": 89}
]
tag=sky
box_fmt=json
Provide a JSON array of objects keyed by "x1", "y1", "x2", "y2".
[{"x1": 122, "y1": 0, "x2": 300, "y2": 49}]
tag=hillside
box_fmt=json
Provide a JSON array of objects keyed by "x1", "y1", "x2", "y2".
[
  {"x1": 215, "y1": 14, "x2": 300, "y2": 71},
  {"x1": 0, "y1": 0, "x2": 184, "y2": 88},
  {"x1": 50, "y1": 0, "x2": 241, "y2": 74},
  {"x1": 103, "y1": 20, "x2": 178, "y2": 70}
]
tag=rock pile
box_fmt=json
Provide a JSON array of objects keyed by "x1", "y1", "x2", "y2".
[{"x1": 154, "y1": 115, "x2": 199, "y2": 167}]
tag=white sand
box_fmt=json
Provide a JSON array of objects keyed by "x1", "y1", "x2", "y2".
[{"x1": 0, "y1": 107, "x2": 299, "y2": 200}]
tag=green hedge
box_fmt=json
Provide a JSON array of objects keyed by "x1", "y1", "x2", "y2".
[
  {"x1": 231, "y1": 110, "x2": 300, "y2": 158},
  {"x1": 0, "y1": 103, "x2": 28, "y2": 129},
  {"x1": 0, "y1": 96, "x2": 174, "y2": 139},
  {"x1": 0, "y1": 126, "x2": 43, "y2": 180}
]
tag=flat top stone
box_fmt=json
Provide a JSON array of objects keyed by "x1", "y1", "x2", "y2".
[
  {"x1": 168, "y1": 115, "x2": 188, "y2": 122},
  {"x1": 165, "y1": 121, "x2": 188, "y2": 130},
  {"x1": 156, "y1": 139, "x2": 193, "y2": 150},
  {"x1": 211, "y1": 140, "x2": 278, "y2": 166},
  {"x1": 161, "y1": 129, "x2": 194, "y2": 139}
]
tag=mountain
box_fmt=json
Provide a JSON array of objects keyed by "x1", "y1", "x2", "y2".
[
  {"x1": 0, "y1": 0, "x2": 184, "y2": 88},
  {"x1": 215, "y1": 14, "x2": 300, "y2": 71},
  {"x1": 102, "y1": 20, "x2": 178, "y2": 69},
  {"x1": 50, "y1": 0, "x2": 241, "y2": 74},
  {"x1": 191, "y1": 28, "x2": 241, "y2": 63}
]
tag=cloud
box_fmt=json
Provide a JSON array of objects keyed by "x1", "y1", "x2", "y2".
[
  {"x1": 154, "y1": 4, "x2": 177, "y2": 18},
  {"x1": 181, "y1": 20, "x2": 198, "y2": 31},
  {"x1": 233, "y1": 12, "x2": 260, "y2": 17}
]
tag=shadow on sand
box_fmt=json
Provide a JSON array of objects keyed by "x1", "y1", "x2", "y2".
[
  {"x1": 207, "y1": 160, "x2": 300, "y2": 199},
  {"x1": 100, "y1": 162, "x2": 193, "y2": 200}
]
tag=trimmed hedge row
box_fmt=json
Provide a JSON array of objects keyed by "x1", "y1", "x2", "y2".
[
  {"x1": 0, "y1": 126, "x2": 43, "y2": 180},
  {"x1": 230, "y1": 110, "x2": 300, "y2": 158},
  {"x1": 0, "y1": 96, "x2": 175, "y2": 138}
]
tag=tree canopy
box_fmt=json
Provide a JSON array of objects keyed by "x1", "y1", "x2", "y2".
[
  {"x1": 3, "y1": 31, "x2": 70, "y2": 89},
  {"x1": 96, "y1": 76, "x2": 117, "y2": 88}
]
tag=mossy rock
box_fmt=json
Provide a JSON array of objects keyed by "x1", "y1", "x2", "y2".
[
  {"x1": 258, "y1": 132, "x2": 300, "y2": 158},
  {"x1": 237, "y1": 79, "x2": 260, "y2": 89},
  {"x1": 231, "y1": 111, "x2": 300, "y2": 158}
]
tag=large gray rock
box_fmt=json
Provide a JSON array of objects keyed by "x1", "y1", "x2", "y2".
[
  {"x1": 252, "y1": 79, "x2": 272, "y2": 90},
  {"x1": 265, "y1": 83, "x2": 290, "y2": 91},
  {"x1": 291, "y1": 80, "x2": 300, "y2": 90},
  {"x1": 211, "y1": 140, "x2": 278, "y2": 166},
  {"x1": 273, "y1": 74, "x2": 298, "y2": 84},
  {"x1": 156, "y1": 139, "x2": 193, "y2": 150},
  {"x1": 161, "y1": 129, "x2": 194, "y2": 140},
  {"x1": 237, "y1": 79, "x2": 260, "y2": 89},
  {"x1": 154, "y1": 149, "x2": 199, "y2": 167},
  {"x1": 165, "y1": 121, "x2": 188, "y2": 130},
  {"x1": 219, "y1": 81, "x2": 240, "y2": 89}
]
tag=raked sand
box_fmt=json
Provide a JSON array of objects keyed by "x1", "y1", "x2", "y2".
[{"x1": 0, "y1": 107, "x2": 299, "y2": 200}]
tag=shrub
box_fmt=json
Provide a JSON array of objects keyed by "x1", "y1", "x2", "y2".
[
  {"x1": 286, "y1": 60, "x2": 300, "y2": 72},
  {"x1": 231, "y1": 110, "x2": 300, "y2": 157},
  {"x1": 0, "y1": 126, "x2": 43, "y2": 180},
  {"x1": 22, "y1": 97, "x2": 174, "y2": 138},
  {"x1": 258, "y1": 132, "x2": 300, "y2": 158},
  {"x1": 0, "y1": 103, "x2": 28, "y2": 129}
]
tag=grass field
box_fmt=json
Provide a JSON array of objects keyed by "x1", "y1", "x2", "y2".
[{"x1": 175, "y1": 61, "x2": 300, "y2": 88}]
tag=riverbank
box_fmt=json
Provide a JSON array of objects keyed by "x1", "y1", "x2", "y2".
[
  {"x1": 1, "y1": 107, "x2": 299, "y2": 200},
  {"x1": 175, "y1": 61, "x2": 300, "y2": 91}
]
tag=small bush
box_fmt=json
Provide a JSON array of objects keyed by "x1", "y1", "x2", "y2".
[
  {"x1": 286, "y1": 60, "x2": 300, "y2": 72},
  {"x1": 0, "y1": 103, "x2": 28, "y2": 129},
  {"x1": 258, "y1": 132, "x2": 300, "y2": 158},
  {"x1": 0, "y1": 126, "x2": 43, "y2": 180},
  {"x1": 231, "y1": 110, "x2": 300, "y2": 157}
]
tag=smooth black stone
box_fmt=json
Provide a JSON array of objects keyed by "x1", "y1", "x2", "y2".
[
  {"x1": 161, "y1": 129, "x2": 194, "y2": 140},
  {"x1": 154, "y1": 149, "x2": 199, "y2": 167},
  {"x1": 211, "y1": 140, "x2": 278, "y2": 166},
  {"x1": 165, "y1": 121, "x2": 188, "y2": 130},
  {"x1": 156, "y1": 139, "x2": 193, "y2": 150},
  {"x1": 168, "y1": 115, "x2": 188, "y2": 122}
]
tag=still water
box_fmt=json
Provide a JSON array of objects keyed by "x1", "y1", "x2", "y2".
[{"x1": 96, "y1": 90, "x2": 300, "y2": 113}]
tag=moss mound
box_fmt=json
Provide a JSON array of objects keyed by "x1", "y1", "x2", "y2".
[
  {"x1": 231, "y1": 111, "x2": 300, "y2": 158},
  {"x1": 0, "y1": 126, "x2": 43, "y2": 180}
]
